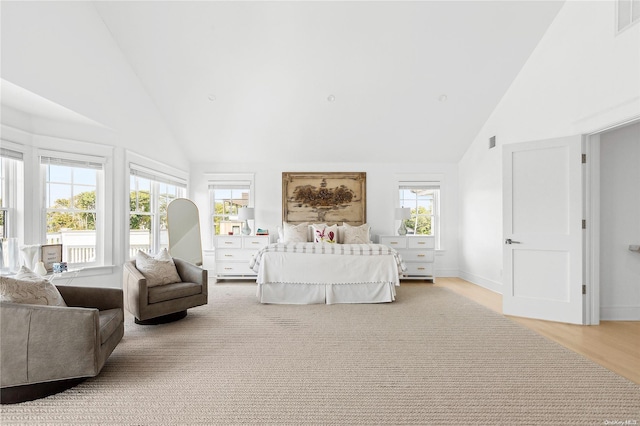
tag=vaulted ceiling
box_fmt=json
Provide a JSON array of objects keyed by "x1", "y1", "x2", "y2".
[{"x1": 6, "y1": 1, "x2": 566, "y2": 164}]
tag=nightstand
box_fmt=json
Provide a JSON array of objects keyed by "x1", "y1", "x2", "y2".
[
  {"x1": 213, "y1": 235, "x2": 270, "y2": 280},
  {"x1": 379, "y1": 235, "x2": 435, "y2": 281}
]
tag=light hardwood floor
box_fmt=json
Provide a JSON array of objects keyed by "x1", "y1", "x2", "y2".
[{"x1": 431, "y1": 277, "x2": 640, "y2": 384}]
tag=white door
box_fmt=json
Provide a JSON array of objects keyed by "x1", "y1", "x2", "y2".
[{"x1": 503, "y1": 135, "x2": 584, "y2": 324}]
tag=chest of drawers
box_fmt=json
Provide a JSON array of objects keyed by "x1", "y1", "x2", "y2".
[
  {"x1": 379, "y1": 235, "x2": 435, "y2": 281},
  {"x1": 213, "y1": 235, "x2": 270, "y2": 280}
]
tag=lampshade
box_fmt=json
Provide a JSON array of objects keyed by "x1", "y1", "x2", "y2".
[
  {"x1": 395, "y1": 208, "x2": 411, "y2": 220},
  {"x1": 238, "y1": 207, "x2": 255, "y2": 221}
]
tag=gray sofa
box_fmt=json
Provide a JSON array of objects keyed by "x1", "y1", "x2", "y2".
[
  {"x1": 0, "y1": 285, "x2": 124, "y2": 403},
  {"x1": 122, "y1": 258, "x2": 207, "y2": 324}
]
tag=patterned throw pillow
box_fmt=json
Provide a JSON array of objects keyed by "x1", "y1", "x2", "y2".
[
  {"x1": 1, "y1": 267, "x2": 67, "y2": 306},
  {"x1": 312, "y1": 224, "x2": 338, "y2": 243},
  {"x1": 283, "y1": 222, "x2": 309, "y2": 243},
  {"x1": 342, "y1": 223, "x2": 371, "y2": 244},
  {"x1": 135, "y1": 248, "x2": 182, "y2": 287}
]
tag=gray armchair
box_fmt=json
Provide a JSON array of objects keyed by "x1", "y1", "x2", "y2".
[
  {"x1": 122, "y1": 258, "x2": 207, "y2": 324},
  {"x1": 0, "y1": 286, "x2": 124, "y2": 403}
]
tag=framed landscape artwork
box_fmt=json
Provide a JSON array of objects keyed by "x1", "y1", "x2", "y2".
[{"x1": 282, "y1": 172, "x2": 366, "y2": 225}]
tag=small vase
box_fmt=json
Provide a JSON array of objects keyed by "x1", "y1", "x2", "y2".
[{"x1": 34, "y1": 261, "x2": 48, "y2": 276}]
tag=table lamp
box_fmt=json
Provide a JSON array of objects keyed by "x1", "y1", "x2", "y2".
[
  {"x1": 238, "y1": 207, "x2": 255, "y2": 235},
  {"x1": 395, "y1": 207, "x2": 411, "y2": 235}
]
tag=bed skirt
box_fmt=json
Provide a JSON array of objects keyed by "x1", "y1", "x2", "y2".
[{"x1": 256, "y1": 281, "x2": 397, "y2": 304}]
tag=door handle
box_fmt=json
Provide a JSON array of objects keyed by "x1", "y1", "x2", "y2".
[{"x1": 505, "y1": 239, "x2": 522, "y2": 244}]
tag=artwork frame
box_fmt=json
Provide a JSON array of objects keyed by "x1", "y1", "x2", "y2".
[
  {"x1": 40, "y1": 244, "x2": 63, "y2": 273},
  {"x1": 282, "y1": 172, "x2": 366, "y2": 225}
]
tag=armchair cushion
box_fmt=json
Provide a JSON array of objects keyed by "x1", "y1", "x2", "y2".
[
  {"x1": 148, "y1": 282, "x2": 203, "y2": 304},
  {"x1": 0, "y1": 275, "x2": 67, "y2": 307},
  {"x1": 135, "y1": 249, "x2": 182, "y2": 287}
]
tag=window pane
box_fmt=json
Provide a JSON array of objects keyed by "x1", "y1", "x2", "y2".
[
  {"x1": 48, "y1": 165, "x2": 72, "y2": 183},
  {"x1": 399, "y1": 187, "x2": 438, "y2": 237},
  {"x1": 45, "y1": 162, "x2": 100, "y2": 265},
  {"x1": 212, "y1": 188, "x2": 249, "y2": 235},
  {"x1": 129, "y1": 172, "x2": 185, "y2": 256}
]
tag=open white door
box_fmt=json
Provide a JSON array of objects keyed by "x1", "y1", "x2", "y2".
[{"x1": 503, "y1": 136, "x2": 584, "y2": 324}]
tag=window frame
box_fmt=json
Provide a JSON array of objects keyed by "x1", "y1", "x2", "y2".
[
  {"x1": 0, "y1": 147, "x2": 24, "y2": 241},
  {"x1": 129, "y1": 164, "x2": 187, "y2": 257},
  {"x1": 40, "y1": 149, "x2": 107, "y2": 267},
  {"x1": 206, "y1": 173, "x2": 255, "y2": 244},
  {"x1": 395, "y1": 174, "x2": 443, "y2": 249},
  {"x1": 126, "y1": 151, "x2": 189, "y2": 259}
]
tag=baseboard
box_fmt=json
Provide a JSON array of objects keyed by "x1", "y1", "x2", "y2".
[
  {"x1": 600, "y1": 305, "x2": 640, "y2": 321},
  {"x1": 458, "y1": 270, "x2": 503, "y2": 294}
]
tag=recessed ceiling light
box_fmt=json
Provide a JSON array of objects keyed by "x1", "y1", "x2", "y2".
[
  {"x1": 327, "y1": 95, "x2": 336, "y2": 102},
  {"x1": 438, "y1": 94, "x2": 448, "y2": 102},
  {"x1": 208, "y1": 94, "x2": 216, "y2": 101}
]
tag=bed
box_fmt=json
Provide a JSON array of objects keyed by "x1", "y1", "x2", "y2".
[{"x1": 250, "y1": 242, "x2": 406, "y2": 304}]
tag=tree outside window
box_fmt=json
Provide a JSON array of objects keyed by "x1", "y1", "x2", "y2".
[{"x1": 399, "y1": 187, "x2": 439, "y2": 237}]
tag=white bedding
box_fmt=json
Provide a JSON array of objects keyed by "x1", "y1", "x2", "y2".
[{"x1": 250, "y1": 243, "x2": 406, "y2": 304}]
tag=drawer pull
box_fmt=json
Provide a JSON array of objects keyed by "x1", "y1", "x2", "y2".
[
  {"x1": 224, "y1": 254, "x2": 233, "y2": 257},
  {"x1": 417, "y1": 267, "x2": 426, "y2": 270},
  {"x1": 224, "y1": 242, "x2": 234, "y2": 245},
  {"x1": 417, "y1": 254, "x2": 425, "y2": 257},
  {"x1": 251, "y1": 242, "x2": 260, "y2": 245},
  {"x1": 417, "y1": 242, "x2": 426, "y2": 245},
  {"x1": 390, "y1": 242, "x2": 398, "y2": 245},
  {"x1": 224, "y1": 267, "x2": 234, "y2": 270}
]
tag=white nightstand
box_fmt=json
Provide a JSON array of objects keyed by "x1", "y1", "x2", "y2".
[
  {"x1": 379, "y1": 235, "x2": 435, "y2": 281},
  {"x1": 212, "y1": 235, "x2": 270, "y2": 280}
]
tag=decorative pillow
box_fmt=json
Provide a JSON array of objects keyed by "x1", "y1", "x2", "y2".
[
  {"x1": 312, "y1": 224, "x2": 338, "y2": 243},
  {"x1": 1, "y1": 267, "x2": 67, "y2": 307},
  {"x1": 283, "y1": 222, "x2": 309, "y2": 243},
  {"x1": 135, "y1": 248, "x2": 182, "y2": 287},
  {"x1": 342, "y1": 223, "x2": 371, "y2": 244}
]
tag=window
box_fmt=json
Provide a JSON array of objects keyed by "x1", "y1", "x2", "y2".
[
  {"x1": 398, "y1": 181, "x2": 440, "y2": 246},
  {"x1": 0, "y1": 147, "x2": 23, "y2": 240},
  {"x1": 207, "y1": 173, "x2": 254, "y2": 239},
  {"x1": 210, "y1": 184, "x2": 250, "y2": 236},
  {"x1": 42, "y1": 154, "x2": 104, "y2": 265},
  {"x1": 129, "y1": 164, "x2": 186, "y2": 257}
]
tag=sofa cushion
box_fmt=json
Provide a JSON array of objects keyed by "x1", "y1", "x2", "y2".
[
  {"x1": 0, "y1": 274, "x2": 67, "y2": 307},
  {"x1": 148, "y1": 282, "x2": 202, "y2": 304},
  {"x1": 135, "y1": 249, "x2": 182, "y2": 287},
  {"x1": 99, "y1": 308, "x2": 124, "y2": 345}
]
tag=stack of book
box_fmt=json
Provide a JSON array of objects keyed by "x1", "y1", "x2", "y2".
[{"x1": 256, "y1": 228, "x2": 269, "y2": 236}]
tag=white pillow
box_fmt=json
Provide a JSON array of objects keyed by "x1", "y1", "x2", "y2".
[
  {"x1": 283, "y1": 222, "x2": 309, "y2": 243},
  {"x1": 312, "y1": 224, "x2": 338, "y2": 243},
  {"x1": 1, "y1": 267, "x2": 67, "y2": 307},
  {"x1": 135, "y1": 248, "x2": 182, "y2": 287},
  {"x1": 342, "y1": 223, "x2": 371, "y2": 244}
]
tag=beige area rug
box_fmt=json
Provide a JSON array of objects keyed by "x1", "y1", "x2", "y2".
[{"x1": 2, "y1": 284, "x2": 639, "y2": 425}]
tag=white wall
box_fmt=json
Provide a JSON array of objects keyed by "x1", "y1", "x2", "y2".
[
  {"x1": 459, "y1": 1, "x2": 640, "y2": 293},
  {"x1": 599, "y1": 122, "x2": 640, "y2": 320},
  {"x1": 1, "y1": 1, "x2": 188, "y2": 168},
  {"x1": 190, "y1": 161, "x2": 460, "y2": 277}
]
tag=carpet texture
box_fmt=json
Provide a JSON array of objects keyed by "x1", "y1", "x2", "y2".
[{"x1": 2, "y1": 284, "x2": 639, "y2": 425}]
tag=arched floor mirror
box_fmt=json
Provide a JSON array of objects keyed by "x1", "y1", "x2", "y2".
[{"x1": 167, "y1": 198, "x2": 203, "y2": 266}]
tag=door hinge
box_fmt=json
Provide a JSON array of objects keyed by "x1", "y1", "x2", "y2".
[
  {"x1": 582, "y1": 153, "x2": 587, "y2": 164},
  {"x1": 582, "y1": 219, "x2": 586, "y2": 229},
  {"x1": 582, "y1": 285, "x2": 587, "y2": 295}
]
